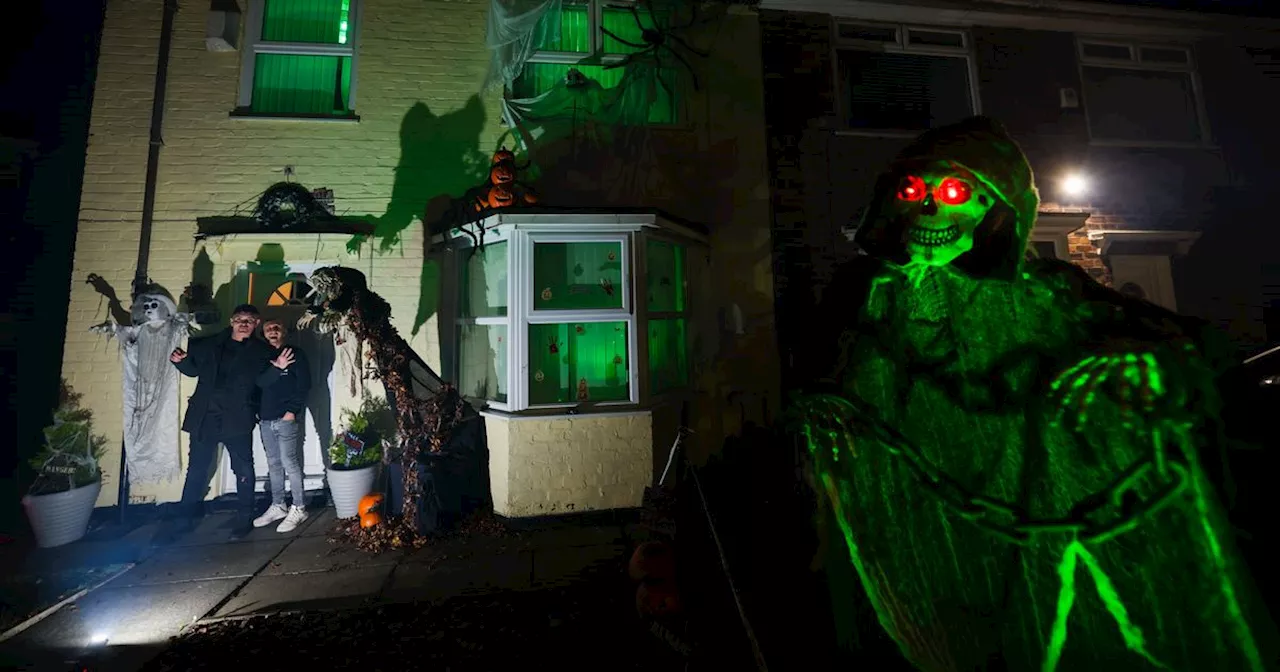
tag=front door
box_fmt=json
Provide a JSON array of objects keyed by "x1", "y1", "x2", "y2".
[{"x1": 221, "y1": 263, "x2": 334, "y2": 498}]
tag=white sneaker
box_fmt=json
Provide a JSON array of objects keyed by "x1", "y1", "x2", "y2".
[
  {"x1": 253, "y1": 503, "x2": 288, "y2": 528},
  {"x1": 276, "y1": 505, "x2": 308, "y2": 533}
]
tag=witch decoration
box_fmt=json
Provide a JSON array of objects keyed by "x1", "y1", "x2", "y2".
[
  {"x1": 90, "y1": 282, "x2": 196, "y2": 484},
  {"x1": 792, "y1": 117, "x2": 1277, "y2": 671}
]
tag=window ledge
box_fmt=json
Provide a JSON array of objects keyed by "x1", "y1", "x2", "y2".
[
  {"x1": 229, "y1": 110, "x2": 361, "y2": 123},
  {"x1": 480, "y1": 407, "x2": 651, "y2": 422},
  {"x1": 833, "y1": 128, "x2": 923, "y2": 139}
]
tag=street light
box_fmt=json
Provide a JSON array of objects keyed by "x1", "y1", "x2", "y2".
[{"x1": 1061, "y1": 173, "x2": 1089, "y2": 198}]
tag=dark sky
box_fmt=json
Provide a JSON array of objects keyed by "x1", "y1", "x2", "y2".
[{"x1": 1062, "y1": 0, "x2": 1280, "y2": 18}]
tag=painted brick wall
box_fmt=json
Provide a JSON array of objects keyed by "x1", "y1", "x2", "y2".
[
  {"x1": 485, "y1": 411, "x2": 653, "y2": 517},
  {"x1": 65, "y1": 0, "x2": 504, "y2": 507}
]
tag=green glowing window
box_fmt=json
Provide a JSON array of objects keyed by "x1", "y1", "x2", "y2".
[
  {"x1": 240, "y1": 0, "x2": 358, "y2": 117},
  {"x1": 458, "y1": 323, "x2": 508, "y2": 403},
  {"x1": 528, "y1": 322, "x2": 630, "y2": 404},
  {"x1": 645, "y1": 239, "x2": 685, "y2": 312},
  {"x1": 532, "y1": 241, "x2": 626, "y2": 311},
  {"x1": 461, "y1": 241, "x2": 508, "y2": 318},
  {"x1": 511, "y1": 0, "x2": 679, "y2": 124},
  {"x1": 647, "y1": 318, "x2": 687, "y2": 394}
]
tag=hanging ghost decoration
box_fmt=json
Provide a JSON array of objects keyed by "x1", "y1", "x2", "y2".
[
  {"x1": 793, "y1": 117, "x2": 1277, "y2": 671},
  {"x1": 91, "y1": 291, "x2": 196, "y2": 485}
]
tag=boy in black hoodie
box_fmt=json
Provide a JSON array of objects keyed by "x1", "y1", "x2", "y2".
[{"x1": 253, "y1": 317, "x2": 312, "y2": 532}]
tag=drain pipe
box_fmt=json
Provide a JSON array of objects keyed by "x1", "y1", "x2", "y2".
[{"x1": 119, "y1": 0, "x2": 178, "y2": 523}]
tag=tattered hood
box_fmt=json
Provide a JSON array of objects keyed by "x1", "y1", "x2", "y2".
[{"x1": 853, "y1": 116, "x2": 1041, "y2": 281}]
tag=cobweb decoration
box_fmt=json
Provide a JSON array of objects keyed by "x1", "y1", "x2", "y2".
[{"x1": 483, "y1": 0, "x2": 564, "y2": 93}]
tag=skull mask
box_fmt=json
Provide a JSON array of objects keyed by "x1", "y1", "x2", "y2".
[
  {"x1": 893, "y1": 162, "x2": 996, "y2": 268},
  {"x1": 131, "y1": 293, "x2": 176, "y2": 325}
]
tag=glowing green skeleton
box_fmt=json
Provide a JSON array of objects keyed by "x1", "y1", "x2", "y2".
[{"x1": 796, "y1": 117, "x2": 1277, "y2": 671}]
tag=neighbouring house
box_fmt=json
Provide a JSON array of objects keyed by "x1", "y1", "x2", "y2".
[
  {"x1": 59, "y1": 0, "x2": 778, "y2": 516},
  {"x1": 757, "y1": 0, "x2": 1280, "y2": 386}
]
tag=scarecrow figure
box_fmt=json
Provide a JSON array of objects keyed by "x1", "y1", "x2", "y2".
[
  {"x1": 90, "y1": 283, "x2": 196, "y2": 484},
  {"x1": 795, "y1": 117, "x2": 1277, "y2": 671}
]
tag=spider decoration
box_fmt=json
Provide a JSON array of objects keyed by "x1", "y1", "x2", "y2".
[{"x1": 601, "y1": 0, "x2": 711, "y2": 95}]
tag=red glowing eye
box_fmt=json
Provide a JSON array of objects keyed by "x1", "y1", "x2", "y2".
[
  {"x1": 896, "y1": 175, "x2": 926, "y2": 202},
  {"x1": 937, "y1": 178, "x2": 972, "y2": 205}
]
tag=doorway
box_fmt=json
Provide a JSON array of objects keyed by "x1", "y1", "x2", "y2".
[{"x1": 220, "y1": 262, "x2": 336, "y2": 498}]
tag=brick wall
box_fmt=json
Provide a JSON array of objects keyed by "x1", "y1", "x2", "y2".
[{"x1": 62, "y1": 1, "x2": 778, "y2": 505}]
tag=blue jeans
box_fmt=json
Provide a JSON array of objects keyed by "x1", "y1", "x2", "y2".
[{"x1": 260, "y1": 417, "x2": 305, "y2": 507}]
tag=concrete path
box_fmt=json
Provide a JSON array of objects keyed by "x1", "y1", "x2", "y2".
[{"x1": 0, "y1": 509, "x2": 628, "y2": 671}]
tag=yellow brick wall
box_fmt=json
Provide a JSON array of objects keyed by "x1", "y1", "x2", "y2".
[
  {"x1": 485, "y1": 411, "x2": 653, "y2": 517},
  {"x1": 62, "y1": 1, "x2": 777, "y2": 507},
  {"x1": 65, "y1": 0, "x2": 502, "y2": 506}
]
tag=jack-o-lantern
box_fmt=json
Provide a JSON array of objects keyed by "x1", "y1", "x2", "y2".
[
  {"x1": 358, "y1": 493, "x2": 384, "y2": 517},
  {"x1": 487, "y1": 185, "x2": 515, "y2": 209},
  {"x1": 636, "y1": 579, "x2": 682, "y2": 617},
  {"x1": 490, "y1": 162, "x2": 515, "y2": 184},
  {"x1": 492, "y1": 148, "x2": 515, "y2": 165},
  {"x1": 360, "y1": 511, "x2": 382, "y2": 529},
  {"x1": 628, "y1": 541, "x2": 676, "y2": 582}
]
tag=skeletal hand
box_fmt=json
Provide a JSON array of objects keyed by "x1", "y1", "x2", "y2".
[
  {"x1": 1049, "y1": 342, "x2": 1196, "y2": 431},
  {"x1": 297, "y1": 312, "x2": 317, "y2": 330},
  {"x1": 272, "y1": 348, "x2": 295, "y2": 370},
  {"x1": 89, "y1": 321, "x2": 115, "y2": 335}
]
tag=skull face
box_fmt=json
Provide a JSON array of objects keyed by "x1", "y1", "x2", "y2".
[
  {"x1": 131, "y1": 293, "x2": 175, "y2": 325},
  {"x1": 892, "y1": 162, "x2": 996, "y2": 268}
]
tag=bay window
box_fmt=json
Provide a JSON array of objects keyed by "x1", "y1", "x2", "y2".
[{"x1": 448, "y1": 213, "x2": 699, "y2": 413}]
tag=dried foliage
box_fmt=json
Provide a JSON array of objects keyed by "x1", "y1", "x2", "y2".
[{"x1": 328, "y1": 509, "x2": 515, "y2": 555}]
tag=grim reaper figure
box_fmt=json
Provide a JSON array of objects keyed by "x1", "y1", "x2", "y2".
[
  {"x1": 795, "y1": 117, "x2": 1277, "y2": 671},
  {"x1": 92, "y1": 289, "x2": 195, "y2": 484}
]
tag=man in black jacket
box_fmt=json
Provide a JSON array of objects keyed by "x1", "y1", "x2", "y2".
[
  {"x1": 167, "y1": 304, "x2": 286, "y2": 539},
  {"x1": 252, "y1": 317, "x2": 311, "y2": 532}
]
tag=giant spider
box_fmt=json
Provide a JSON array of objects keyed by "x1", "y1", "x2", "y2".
[{"x1": 601, "y1": 0, "x2": 711, "y2": 94}]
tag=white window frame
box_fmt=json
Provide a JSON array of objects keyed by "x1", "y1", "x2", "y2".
[
  {"x1": 515, "y1": 0, "x2": 686, "y2": 125},
  {"x1": 456, "y1": 226, "x2": 514, "y2": 411},
  {"x1": 640, "y1": 232, "x2": 690, "y2": 401},
  {"x1": 830, "y1": 21, "x2": 981, "y2": 138},
  {"x1": 236, "y1": 0, "x2": 362, "y2": 118},
  {"x1": 516, "y1": 231, "x2": 638, "y2": 411},
  {"x1": 1075, "y1": 37, "x2": 1212, "y2": 148}
]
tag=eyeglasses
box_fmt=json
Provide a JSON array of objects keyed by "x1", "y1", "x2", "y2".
[{"x1": 230, "y1": 317, "x2": 259, "y2": 326}]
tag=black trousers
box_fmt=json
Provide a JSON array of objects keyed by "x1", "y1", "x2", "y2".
[{"x1": 180, "y1": 432, "x2": 255, "y2": 520}]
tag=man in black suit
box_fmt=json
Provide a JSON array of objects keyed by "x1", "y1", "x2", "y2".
[{"x1": 166, "y1": 304, "x2": 288, "y2": 539}]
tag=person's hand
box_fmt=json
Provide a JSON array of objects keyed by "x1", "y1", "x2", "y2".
[
  {"x1": 271, "y1": 348, "x2": 295, "y2": 370},
  {"x1": 282, "y1": 411, "x2": 296, "y2": 422},
  {"x1": 170, "y1": 348, "x2": 187, "y2": 364}
]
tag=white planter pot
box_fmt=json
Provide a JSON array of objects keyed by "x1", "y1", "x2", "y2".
[
  {"x1": 22, "y1": 481, "x2": 102, "y2": 549},
  {"x1": 328, "y1": 464, "x2": 379, "y2": 519}
]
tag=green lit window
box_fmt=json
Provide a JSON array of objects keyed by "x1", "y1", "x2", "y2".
[
  {"x1": 532, "y1": 241, "x2": 626, "y2": 311},
  {"x1": 457, "y1": 241, "x2": 509, "y2": 403},
  {"x1": 239, "y1": 0, "x2": 359, "y2": 118},
  {"x1": 511, "y1": 0, "x2": 679, "y2": 124},
  {"x1": 528, "y1": 322, "x2": 630, "y2": 404},
  {"x1": 645, "y1": 238, "x2": 688, "y2": 395}
]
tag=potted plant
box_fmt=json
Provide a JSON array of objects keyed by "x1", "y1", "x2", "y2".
[
  {"x1": 328, "y1": 394, "x2": 392, "y2": 518},
  {"x1": 22, "y1": 380, "x2": 109, "y2": 548}
]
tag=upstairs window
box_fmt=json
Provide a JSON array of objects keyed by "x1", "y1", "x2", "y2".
[
  {"x1": 833, "y1": 22, "x2": 977, "y2": 134},
  {"x1": 1077, "y1": 39, "x2": 1206, "y2": 145},
  {"x1": 512, "y1": 0, "x2": 679, "y2": 125},
  {"x1": 237, "y1": 0, "x2": 360, "y2": 119}
]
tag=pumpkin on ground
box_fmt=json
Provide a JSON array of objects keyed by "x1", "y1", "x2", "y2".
[
  {"x1": 360, "y1": 511, "x2": 382, "y2": 529},
  {"x1": 628, "y1": 541, "x2": 676, "y2": 582},
  {"x1": 358, "y1": 493, "x2": 384, "y2": 517},
  {"x1": 636, "y1": 578, "x2": 682, "y2": 617}
]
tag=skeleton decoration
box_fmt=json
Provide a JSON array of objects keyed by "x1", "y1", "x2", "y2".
[
  {"x1": 90, "y1": 286, "x2": 196, "y2": 485},
  {"x1": 793, "y1": 117, "x2": 1276, "y2": 671},
  {"x1": 299, "y1": 267, "x2": 478, "y2": 538}
]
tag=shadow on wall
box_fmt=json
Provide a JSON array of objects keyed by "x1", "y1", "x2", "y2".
[{"x1": 341, "y1": 98, "x2": 490, "y2": 338}]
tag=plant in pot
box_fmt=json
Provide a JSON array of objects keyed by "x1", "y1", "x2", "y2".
[
  {"x1": 328, "y1": 394, "x2": 392, "y2": 518},
  {"x1": 23, "y1": 380, "x2": 109, "y2": 548}
]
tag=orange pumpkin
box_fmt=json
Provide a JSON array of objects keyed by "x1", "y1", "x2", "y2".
[
  {"x1": 358, "y1": 493, "x2": 384, "y2": 517},
  {"x1": 487, "y1": 185, "x2": 515, "y2": 209},
  {"x1": 522, "y1": 188, "x2": 539, "y2": 205},
  {"x1": 490, "y1": 162, "x2": 514, "y2": 184},
  {"x1": 628, "y1": 541, "x2": 676, "y2": 582},
  {"x1": 636, "y1": 579, "x2": 682, "y2": 617},
  {"x1": 360, "y1": 511, "x2": 382, "y2": 529},
  {"x1": 491, "y1": 148, "x2": 515, "y2": 165}
]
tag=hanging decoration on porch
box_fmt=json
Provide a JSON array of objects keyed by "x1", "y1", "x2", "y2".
[
  {"x1": 791, "y1": 117, "x2": 1276, "y2": 671},
  {"x1": 472, "y1": 148, "x2": 539, "y2": 213},
  {"x1": 253, "y1": 182, "x2": 334, "y2": 231},
  {"x1": 299, "y1": 266, "x2": 479, "y2": 547},
  {"x1": 88, "y1": 278, "x2": 196, "y2": 484}
]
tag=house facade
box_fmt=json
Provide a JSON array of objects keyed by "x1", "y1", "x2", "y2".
[
  {"x1": 61, "y1": 0, "x2": 778, "y2": 513},
  {"x1": 757, "y1": 0, "x2": 1280, "y2": 385}
]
